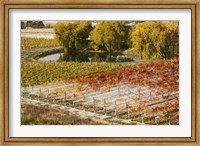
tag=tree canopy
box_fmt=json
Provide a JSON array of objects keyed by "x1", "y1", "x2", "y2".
[
  {"x1": 54, "y1": 21, "x2": 92, "y2": 53},
  {"x1": 26, "y1": 21, "x2": 33, "y2": 27},
  {"x1": 25, "y1": 21, "x2": 45, "y2": 28},
  {"x1": 90, "y1": 21, "x2": 130, "y2": 52},
  {"x1": 32, "y1": 21, "x2": 45, "y2": 28},
  {"x1": 54, "y1": 21, "x2": 179, "y2": 60},
  {"x1": 131, "y1": 21, "x2": 179, "y2": 60},
  {"x1": 21, "y1": 21, "x2": 26, "y2": 29}
]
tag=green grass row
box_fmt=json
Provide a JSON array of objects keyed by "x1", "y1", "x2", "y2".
[{"x1": 21, "y1": 62, "x2": 129, "y2": 87}]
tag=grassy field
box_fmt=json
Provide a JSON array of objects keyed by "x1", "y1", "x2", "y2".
[{"x1": 21, "y1": 104, "x2": 104, "y2": 125}]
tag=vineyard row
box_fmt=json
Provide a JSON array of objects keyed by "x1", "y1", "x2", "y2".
[{"x1": 22, "y1": 82, "x2": 179, "y2": 125}]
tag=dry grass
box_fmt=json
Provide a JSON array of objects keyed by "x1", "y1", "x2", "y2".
[{"x1": 21, "y1": 103, "x2": 105, "y2": 125}]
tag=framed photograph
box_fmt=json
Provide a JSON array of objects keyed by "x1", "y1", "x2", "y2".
[{"x1": 1, "y1": 0, "x2": 199, "y2": 145}]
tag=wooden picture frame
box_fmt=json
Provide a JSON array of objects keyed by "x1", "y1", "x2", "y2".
[{"x1": 0, "y1": 0, "x2": 199, "y2": 145}]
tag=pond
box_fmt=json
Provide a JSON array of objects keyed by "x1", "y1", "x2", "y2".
[{"x1": 38, "y1": 52, "x2": 138, "y2": 62}]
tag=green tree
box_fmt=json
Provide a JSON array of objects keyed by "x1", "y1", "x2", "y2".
[
  {"x1": 21, "y1": 21, "x2": 26, "y2": 29},
  {"x1": 54, "y1": 21, "x2": 92, "y2": 53},
  {"x1": 160, "y1": 22, "x2": 179, "y2": 59},
  {"x1": 90, "y1": 21, "x2": 130, "y2": 52},
  {"x1": 131, "y1": 21, "x2": 179, "y2": 60},
  {"x1": 26, "y1": 21, "x2": 33, "y2": 27},
  {"x1": 32, "y1": 21, "x2": 45, "y2": 28}
]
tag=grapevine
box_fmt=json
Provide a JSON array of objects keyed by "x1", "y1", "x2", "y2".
[{"x1": 21, "y1": 37, "x2": 60, "y2": 50}]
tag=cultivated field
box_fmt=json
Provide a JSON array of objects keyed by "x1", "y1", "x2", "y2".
[
  {"x1": 21, "y1": 28, "x2": 55, "y2": 39},
  {"x1": 21, "y1": 21, "x2": 179, "y2": 125},
  {"x1": 22, "y1": 59, "x2": 179, "y2": 125}
]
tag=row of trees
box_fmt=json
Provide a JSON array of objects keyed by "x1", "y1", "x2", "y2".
[
  {"x1": 21, "y1": 21, "x2": 45, "y2": 29},
  {"x1": 54, "y1": 21, "x2": 179, "y2": 60}
]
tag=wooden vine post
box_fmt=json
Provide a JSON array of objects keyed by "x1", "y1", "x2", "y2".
[
  {"x1": 115, "y1": 100, "x2": 117, "y2": 118},
  {"x1": 104, "y1": 98, "x2": 107, "y2": 116}
]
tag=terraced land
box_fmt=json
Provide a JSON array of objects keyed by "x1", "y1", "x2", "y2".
[{"x1": 22, "y1": 59, "x2": 179, "y2": 125}]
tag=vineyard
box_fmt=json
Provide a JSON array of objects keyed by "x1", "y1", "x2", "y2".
[
  {"x1": 21, "y1": 37, "x2": 59, "y2": 50},
  {"x1": 21, "y1": 28, "x2": 55, "y2": 39},
  {"x1": 22, "y1": 59, "x2": 179, "y2": 125},
  {"x1": 21, "y1": 62, "x2": 128, "y2": 86}
]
